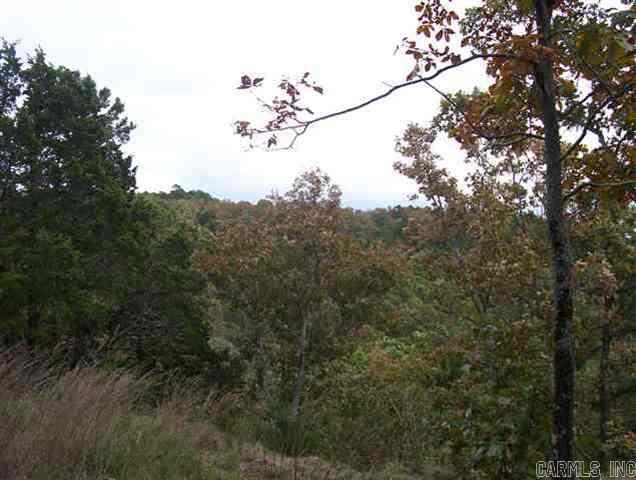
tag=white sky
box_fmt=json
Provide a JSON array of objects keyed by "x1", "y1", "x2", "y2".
[{"x1": 2, "y1": 1, "x2": 489, "y2": 209}]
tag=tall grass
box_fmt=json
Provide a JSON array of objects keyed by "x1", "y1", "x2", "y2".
[
  {"x1": 0, "y1": 347, "x2": 219, "y2": 480},
  {"x1": 0, "y1": 346, "x2": 447, "y2": 480}
]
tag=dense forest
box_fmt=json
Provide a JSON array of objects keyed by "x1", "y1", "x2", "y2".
[{"x1": 1, "y1": 1, "x2": 635, "y2": 478}]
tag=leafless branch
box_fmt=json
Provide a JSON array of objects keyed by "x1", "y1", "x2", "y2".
[
  {"x1": 420, "y1": 78, "x2": 543, "y2": 145},
  {"x1": 557, "y1": 87, "x2": 598, "y2": 122},
  {"x1": 270, "y1": 125, "x2": 309, "y2": 151},
  {"x1": 559, "y1": 83, "x2": 633, "y2": 162}
]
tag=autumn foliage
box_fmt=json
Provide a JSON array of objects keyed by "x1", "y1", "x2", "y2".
[{"x1": 1, "y1": 1, "x2": 635, "y2": 478}]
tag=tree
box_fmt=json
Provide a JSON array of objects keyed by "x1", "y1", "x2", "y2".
[
  {"x1": 0, "y1": 39, "x2": 136, "y2": 348},
  {"x1": 235, "y1": 1, "x2": 635, "y2": 466},
  {"x1": 393, "y1": 129, "x2": 554, "y2": 476},
  {"x1": 570, "y1": 202, "x2": 636, "y2": 466},
  {"x1": 391, "y1": 122, "x2": 634, "y2": 475},
  {"x1": 0, "y1": 42, "x2": 218, "y2": 380},
  {"x1": 203, "y1": 169, "x2": 403, "y2": 419}
]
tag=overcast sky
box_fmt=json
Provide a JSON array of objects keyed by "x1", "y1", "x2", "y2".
[{"x1": 2, "y1": 1, "x2": 490, "y2": 209}]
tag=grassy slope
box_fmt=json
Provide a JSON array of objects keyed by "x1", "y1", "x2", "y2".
[{"x1": 0, "y1": 349, "x2": 428, "y2": 480}]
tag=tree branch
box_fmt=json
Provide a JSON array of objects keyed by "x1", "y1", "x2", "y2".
[
  {"x1": 559, "y1": 83, "x2": 633, "y2": 163},
  {"x1": 245, "y1": 54, "x2": 529, "y2": 146},
  {"x1": 557, "y1": 87, "x2": 598, "y2": 123},
  {"x1": 564, "y1": 180, "x2": 636, "y2": 203},
  {"x1": 420, "y1": 78, "x2": 543, "y2": 145}
]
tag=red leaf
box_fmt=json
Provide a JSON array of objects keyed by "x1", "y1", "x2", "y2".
[
  {"x1": 435, "y1": 30, "x2": 444, "y2": 41},
  {"x1": 235, "y1": 120, "x2": 251, "y2": 135},
  {"x1": 238, "y1": 75, "x2": 253, "y2": 89},
  {"x1": 313, "y1": 86, "x2": 324, "y2": 94}
]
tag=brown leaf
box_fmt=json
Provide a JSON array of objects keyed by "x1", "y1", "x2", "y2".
[
  {"x1": 418, "y1": 25, "x2": 431, "y2": 37},
  {"x1": 406, "y1": 63, "x2": 420, "y2": 81},
  {"x1": 238, "y1": 75, "x2": 252, "y2": 89}
]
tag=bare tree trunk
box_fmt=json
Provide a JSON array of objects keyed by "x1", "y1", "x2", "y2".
[
  {"x1": 253, "y1": 322, "x2": 270, "y2": 401},
  {"x1": 599, "y1": 297, "x2": 612, "y2": 471},
  {"x1": 290, "y1": 313, "x2": 309, "y2": 419},
  {"x1": 534, "y1": 0, "x2": 576, "y2": 467},
  {"x1": 255, "y1": 330, "x2": 267, "y2": 398}
]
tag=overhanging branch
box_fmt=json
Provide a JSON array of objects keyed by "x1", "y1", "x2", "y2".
[{"x1": 245, "y1": 53, "x2": 529, "y2": 147}]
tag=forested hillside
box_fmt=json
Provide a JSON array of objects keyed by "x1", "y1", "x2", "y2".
[{"x1": 1, "y1": 1, "x2": 635, "y2": 477}]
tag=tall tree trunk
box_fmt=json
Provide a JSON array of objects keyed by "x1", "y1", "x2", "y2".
[
  {"x1": 599, "y1": 296, "x2": 612, "y2": 471},
  {"x1": 290, "y1": 313, "x2": 309, "y2": 420},
  {"x1": 254, "y1": 322, "x2": 269, "y2": 401},
  {"x1": 255, "y1": 329, "x2": 267, "y2": 399},
  {"x1": 534, "y1": 0, "x2": 576, "y2": 466}
]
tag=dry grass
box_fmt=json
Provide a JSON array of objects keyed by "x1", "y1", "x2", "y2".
[
  {"x1": 0, "y1": 347, "x2": 442, "y2": 480},
  {"x1": 0, "y1": 347, "x2": 219, "y2": 480}
]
